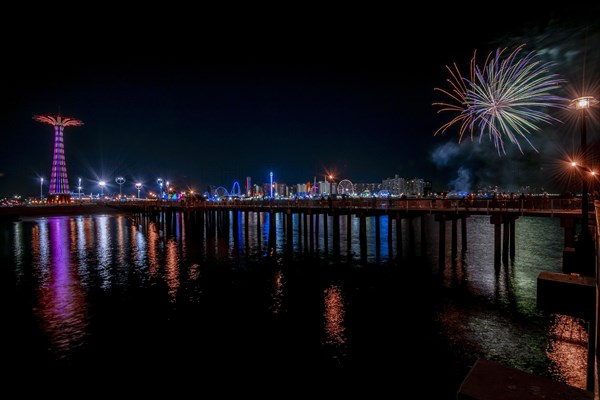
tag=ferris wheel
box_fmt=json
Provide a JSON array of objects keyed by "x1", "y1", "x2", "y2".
[
  {"x1": 213, "y1": 186, "x2": 229, "y2": 198},
  {"x1": 337, "y1": 179, "x2": 354, "y2": 195}
]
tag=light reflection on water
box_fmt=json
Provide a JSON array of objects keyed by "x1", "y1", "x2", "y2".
[
  {"x1": 322, "y1": 283, "x2": 347, "y2": 356},
  {"x1": 2, "y1": 211, "x2": 590, "y2": 394},
  {"x1": 35, "y1": 217, "x2": 88, "y2": 360},
  {"x1": 547, "y1": 314, "x2": 588, "y2": 389}
]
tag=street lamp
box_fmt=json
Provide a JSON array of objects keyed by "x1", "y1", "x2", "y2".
[
  {"x1": 99, "y1": 180, "x2": 106, "y2": 198},
  {"x1": 40, "y1": 177, "x2": 44, "y2": 200},
  {"x1": 166, "y1": 181, "x2": 170, "y2": 200},
  {"x1": 572, "y1": 96, "x2": 597, "y2": 239},
  {"x1": 157, "y1": 178, "x2": 164, "y2": 199},
  {"x1": 116, "y1": 176, "x2": 125, "y2": 197},
  {"x1": 135, "y1": 182, "x2": 142, "y2": 199},
  {"x1": 571, "y1": 96, "x2": 597, "y2": 276},
  {"x1": 78, "y1": 177, "x2": 82, "y2": 199}
]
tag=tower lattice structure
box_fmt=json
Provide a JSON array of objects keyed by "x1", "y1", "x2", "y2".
[{"x1": 33, "y1": 114, "x2": 83, "y2": 197}]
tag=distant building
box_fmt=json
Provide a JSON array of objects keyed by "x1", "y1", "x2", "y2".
[
  {"x1": 405, "y1": 178, "x2": 425, "y2": 196},
  {"x1": 296, "y1": 183, "x2": 309, "y2": 195},
  {"x1": 382, "y1": 174, "x2": 405, "y2": 196},
  {"x1": 246, "y1": 176, "x2": 252, "y2": 197},
  {"x1": 354, "y1": 182, "x2": 382, "y2": 196},
  {"x1": 424, "y1": 180, "x2": 433, "y2": 196},
  {"x1": 319, "y1": 181, "x2": 332, "y2": 195}
]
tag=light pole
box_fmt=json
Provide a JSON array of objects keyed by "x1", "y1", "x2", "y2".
[
  {"x1": 99, "y1": 180, "x2": 106, "y2": 198},
  {"x1": 40, "y1": 177, "x2": 44, "y2": 200},
  {"x1": 270, "y1": 172, "x2": 273, "y2": 198},
  {"x1": 78, "y1": 177, "x2": 82, "y2": 199},
  {"x1": 157, "y1": 178, "x2": 163, "y2": 199},
  {"x1": 116, "y1": 176, "x2": 125, "y2": 198},
  {"x1": 572, "y1": 96, "x2": 597, "y2": 241},
  {"x1": 166, "y1": 181, "x2": 170, "y2": 200},
  {"x1": 135, "y1": 182, "x2": 142, "y2": 199}
]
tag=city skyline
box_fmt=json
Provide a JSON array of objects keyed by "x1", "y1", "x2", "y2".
[{"x1": 1, "y1": 7, "x2": 599, "y2": 196}]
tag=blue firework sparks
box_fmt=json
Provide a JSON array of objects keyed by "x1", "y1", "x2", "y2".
[{"x1": 434, "y1": 44, "x2": 568, "y2": 154}]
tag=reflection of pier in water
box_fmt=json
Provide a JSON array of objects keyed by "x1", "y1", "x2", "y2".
[{"x1": 122, "y1": 197, "x2": 591, "y2": 269}]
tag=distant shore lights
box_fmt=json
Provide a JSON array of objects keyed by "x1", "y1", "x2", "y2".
[{"x1": 33, "y1": 114, "x2": 83, "y2": 203}]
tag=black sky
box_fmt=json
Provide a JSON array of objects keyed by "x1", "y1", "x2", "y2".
[{"x1": 1, "y1": 5, "x2": 599, "y2": 196}]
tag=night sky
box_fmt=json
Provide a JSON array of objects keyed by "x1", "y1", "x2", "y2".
[{"x1": 1, "y1": 6, "x2": 599, "y2": 197}]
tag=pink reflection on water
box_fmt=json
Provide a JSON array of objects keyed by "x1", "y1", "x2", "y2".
[
  {"x1": 546, "y1": 314, "x2": 588, "y2": 389},
  {"x1": 35, "y1": 217, "x2": 88, "y2": 359}
]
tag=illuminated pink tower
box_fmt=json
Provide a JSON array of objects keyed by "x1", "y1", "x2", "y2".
[{"x1": 33, "y1": 114, "x2": 83, "y2": 203}]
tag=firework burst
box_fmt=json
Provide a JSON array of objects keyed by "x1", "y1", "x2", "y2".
[{"x1": 434, "y1": 44, "x2": 568, "y2": 154}]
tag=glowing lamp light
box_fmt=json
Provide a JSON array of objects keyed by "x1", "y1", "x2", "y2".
[{"x1": 572, "y1": 96, "x2": 597, "y2": 110}]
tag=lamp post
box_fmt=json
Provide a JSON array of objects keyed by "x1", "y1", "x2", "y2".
[
  {"x1": 570, "y1": 96, "x2": 598, "y2": 282},
  {"x1": 572, "y1": 96, "x2": 597, "y2": 241},
  {"x1": 99, "y1": 180, "x2": 106, "y2": 198},
  {"x1": 116, "y1": 176, "x2": 125, "y2": 198},
  {"x1": 157, "y1": 178, "x2": 163, "y2": 199},
  {"x1": 78, "y1": 177, "x2": 82, "y2": 199},
  {"x1": 40, "y1": 177, "x2": 44, "y2": 200},
  {"x1": 166, "y1": 181, "x2": 170, "y2": 200},
  {"x1": 135, "y1": 182, "x2": 142, "y2": 199}
]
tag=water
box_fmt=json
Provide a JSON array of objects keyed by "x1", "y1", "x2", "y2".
[{"x1": 2, "y1": 211, "x2": 589, "y2": 397}]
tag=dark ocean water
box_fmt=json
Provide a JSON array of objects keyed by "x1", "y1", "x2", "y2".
[{"x1": 1, "y1": 211, "x2": 589, "y2": 397}]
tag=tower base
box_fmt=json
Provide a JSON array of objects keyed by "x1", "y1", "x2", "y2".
[{"x1": 47, "y1": 194, "x2": 72, "y2": 204}]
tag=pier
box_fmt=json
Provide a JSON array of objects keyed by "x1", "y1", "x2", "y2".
[{"x1": 111, "y1": 196, "x2": 594, "y2": 273}]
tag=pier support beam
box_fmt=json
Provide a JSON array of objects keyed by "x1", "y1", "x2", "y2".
[
  {"x1": 256, "y1": 211, "x2": 262, "y2": 252},
  {"x1": 396, "y1": 214, "x2": 403, "y2": 258},
  {"x1": 359, "y1": 212, "x2": 367, "y2": 262},
  {"x1": 435, "y1": 214, "x2": 448, "y2": 265},
  {"x1": 461, "y1": 216, "x2": 467, "y2": 252},
  {"x1": 244, "y1": 210, "x2": 249, "y2": 245},
  {"x1": 286, "y1": 209, "x2": 293, "y2": 253},
  {"x1": 451, "y1": 218, "x2": 458, "y2": 257},
  {"x1": 309, "y1": 212, "x2": 314, "y2": 253},
  {"x1": 387, "y1": 215, "x2": 393, "y2": 260},
  {"x1": 323, "y1": 213, "x2": 329, "y2": 254},
  {"x1": 303, "y1": 213, "x2": 308, "y2": 253},
  {"x1": 333, "y1": 213, "x2": 340, "y2": 256},
  {"x1": 490, "y1": 215, "x2": 503, "y2": 266},
  {"x1": 561, "y1": 217, "x2": 577, "y2": 273},
  {"x1": 375, "y1": 215, "x2": 381, "y2": 257},
  {"x1": 503, "y1": 217, "x2": 510, "y2": 263},
  {"x1": 346, "y1": 214, "x2": 352, "y2": 253}
]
